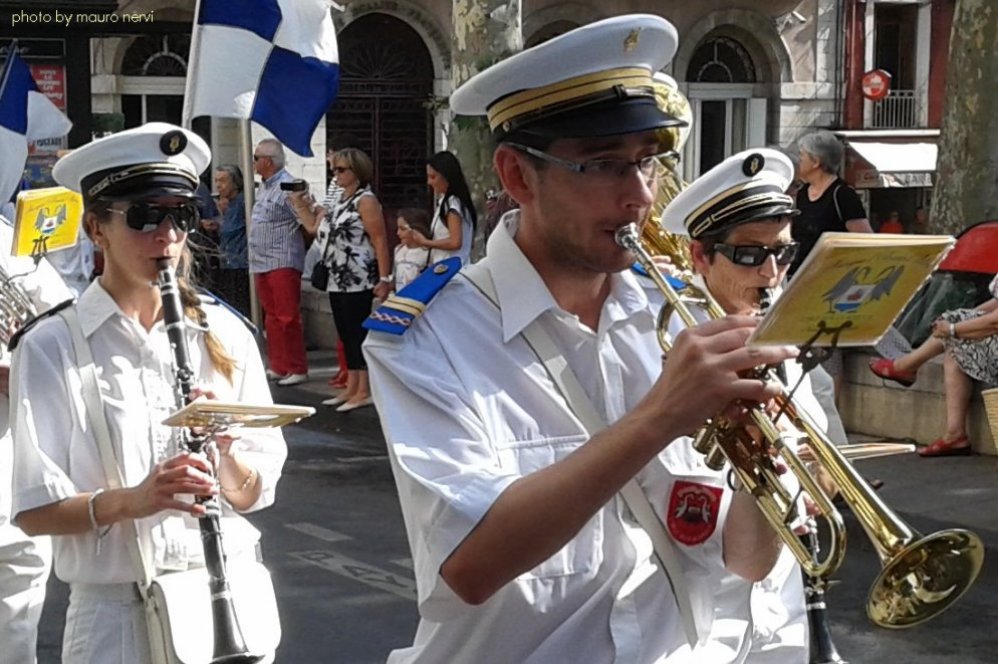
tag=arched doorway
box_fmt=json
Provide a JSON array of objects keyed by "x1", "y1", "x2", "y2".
[
  {"x1": 685, "y1": 31, "x2": 768, "y2": 177},
  {"x1": 327, "y1": 14, "x2": 434, "y2": 212}
]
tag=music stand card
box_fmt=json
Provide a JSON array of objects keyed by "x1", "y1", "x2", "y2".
[
  {"x1": 748, "y1": 233, "x2": 954, "y2": 347},
  {"x1": 13, "y1": 186, "x2": 82, "y2": 257},
  {"x1": 162, "y1": 400, "x2": 315, "y2": 429}
]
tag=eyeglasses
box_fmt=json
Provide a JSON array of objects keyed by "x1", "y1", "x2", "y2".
[
  {"x1": 713, "y1": 242, "x2": 800, "y2": 267},
  {"x1": 507, "y1": 143, "x2": 677, "y2": 185},
  {"x1": 109, "y1": 201, "x2": 199, "y2": 233},
  {"x1": 333, "y1": 166, "x2": 351, "y2": 174}
]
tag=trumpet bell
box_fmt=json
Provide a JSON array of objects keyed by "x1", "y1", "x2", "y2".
[{"x1": 868, "y1": 529, "x2": 984, "y2": 628}]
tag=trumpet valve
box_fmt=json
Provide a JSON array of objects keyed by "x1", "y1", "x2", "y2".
[{"x1": 703, "y1": 445, "x2": 727, "y2": 471}]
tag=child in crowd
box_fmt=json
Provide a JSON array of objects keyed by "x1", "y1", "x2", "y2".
[{"x1": 393, "y1": 208, "x2": 432, "y2": 290}]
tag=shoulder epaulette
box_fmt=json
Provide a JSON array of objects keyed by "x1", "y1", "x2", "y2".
[
  {"x1": 630, "y1": 261, "x2": 688, "y2": 291},
  {"x1": 8, "y1": 298, "x2": 76, "y2": 351},
  {"x1": 197, "y1": 288, "x2": 257, "y2": 336},
  {"x1": 363, "y1": 257, "x2": 462, "y2": 335}
]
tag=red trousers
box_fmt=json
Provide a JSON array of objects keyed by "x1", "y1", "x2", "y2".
[{"x1": 255, "y1": 268, "x2": 308, "y2": 375}]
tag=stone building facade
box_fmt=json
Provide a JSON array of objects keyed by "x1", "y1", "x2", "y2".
[{"x1": 2, "y1": 1, "x2": 950, "y2": 223}]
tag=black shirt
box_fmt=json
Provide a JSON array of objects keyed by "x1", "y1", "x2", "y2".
[{"x1": 791, "y1": 178, "x2": 867, "y2": 275}]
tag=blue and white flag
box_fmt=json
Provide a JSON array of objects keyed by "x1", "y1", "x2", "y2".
[
  {"x1": 183, "y1": 0, "x2": 339, "y2": 157},
  {"x1": 0, "y1": 49, "x2": 72, "y2": 204}
]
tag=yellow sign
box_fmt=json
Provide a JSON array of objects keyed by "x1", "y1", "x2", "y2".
[
  {"x1": 13, "y1": 186, "x2": 82, "y2": 257},
  {"x1": 749, "y1": 233, "x2": 955, "y2": 347}
]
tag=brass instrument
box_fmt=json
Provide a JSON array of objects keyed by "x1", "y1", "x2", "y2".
[
  {"x1": 0, "y1": 263, "x2": 37, "y2": 346},
  {"x1": 643, "y1": 74, "x2": 694, "y2": 273},
  {"x1": 615, "y1": 223, "x2": 984, "y2": 628}
]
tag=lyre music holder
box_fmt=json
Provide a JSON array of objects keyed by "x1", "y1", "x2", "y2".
[{"x1": 796, "y1": 319, "x2": 854, "y2": 375}]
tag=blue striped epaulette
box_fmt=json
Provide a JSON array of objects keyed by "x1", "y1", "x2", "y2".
[
  {"x1": 630, "y1": 261, "x2": 687, "y2": 290},
  {"x1": 363, "y1": 257, "x2": 462, "y2": 335}
]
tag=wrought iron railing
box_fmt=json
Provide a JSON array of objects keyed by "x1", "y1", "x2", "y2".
[{"x1": 871, "y1": 89, "x2": 920, "y2": 129}]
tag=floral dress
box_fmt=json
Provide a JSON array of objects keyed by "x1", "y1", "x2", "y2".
[
  {"x1": 316, "y1": 186, "x2": 378, "y2": 293},
  {"x1": 939, "y1": 273, "x2": 998, "y2": 387}
]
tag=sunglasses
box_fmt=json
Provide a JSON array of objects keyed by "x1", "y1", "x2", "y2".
[
  {"x1": 110, "y1": 201, "x2": 199, "y2": 233},
  {"x1": 713, "y1": 242, "x2": 799, "y2": 267}
]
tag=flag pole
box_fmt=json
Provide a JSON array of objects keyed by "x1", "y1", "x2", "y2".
[
  {"x1": 240, "y1": 119, "x2": 262, "y2": 330},
  {"x1": 182, "y1": 0, "x2": 261, "y2": 331},
  {"x1": 180, "y1": 1, "x2": 203, "y2": 128}
]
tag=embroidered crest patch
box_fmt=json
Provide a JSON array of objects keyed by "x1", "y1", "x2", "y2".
[{"x1": 666, "y1": 480, "x2": 722, "y2": 545}]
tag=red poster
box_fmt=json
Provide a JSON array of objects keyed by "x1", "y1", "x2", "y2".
[{"x1": 28, "y1": 64, "x2": 66, "y2": 110}]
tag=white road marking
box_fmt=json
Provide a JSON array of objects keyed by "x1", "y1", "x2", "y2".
[
  {"x1": 285, "y1": 522, "x2": 353, "y2": 543},
  {"x1": 291, "y1": 550, "x2": 416, "y2": 600}
]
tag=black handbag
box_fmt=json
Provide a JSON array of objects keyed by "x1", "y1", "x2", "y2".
[{"x1": 309, "y1": 260, "x2": 329, "y2": 291}]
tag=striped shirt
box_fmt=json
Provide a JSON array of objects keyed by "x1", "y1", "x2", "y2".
[{"x1": 248, "y1": 169, "x2": 306, "y2": 274}]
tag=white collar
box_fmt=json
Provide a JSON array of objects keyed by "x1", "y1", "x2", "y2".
[
  {"x1": 481, "y1": 211, "x2": 650, "y2": 343},
  {"x1": 76, "y1": 279, "x2": 201, "y2": 338}
]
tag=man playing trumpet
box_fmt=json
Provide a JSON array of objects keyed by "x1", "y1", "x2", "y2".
[{"x1": 363, "y1": 15, "x2": 799, "y2": 663}]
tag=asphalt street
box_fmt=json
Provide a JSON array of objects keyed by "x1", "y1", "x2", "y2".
[{"x1": 33, "y1": 360, "x2": 998, "y2": 663}]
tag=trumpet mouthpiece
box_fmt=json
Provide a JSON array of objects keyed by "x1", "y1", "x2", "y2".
[{"x1": 615, "y1": 224, "x2": 639, "y2": 249}]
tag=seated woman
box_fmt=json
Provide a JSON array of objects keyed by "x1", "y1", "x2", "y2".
[{"x1": 869, "y1": 273, "x2": 998, "y2": 456}]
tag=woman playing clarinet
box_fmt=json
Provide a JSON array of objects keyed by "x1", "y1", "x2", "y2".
[{"x1": 8, "y1": 123, "x2": 287, "y2": 663}]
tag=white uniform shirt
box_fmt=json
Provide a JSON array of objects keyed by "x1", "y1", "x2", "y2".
[
  {"x1": 666, "y1": 299, "x2": 819, "y2": 664},
  {"x1": 10, "y1": 280, "x2": 287, "y2": 584},
  {"x1": 364, "y1": 213, "x2": 735, "y2": 664}
]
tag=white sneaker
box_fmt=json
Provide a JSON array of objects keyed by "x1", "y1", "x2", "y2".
[
  {"x1": 277, "y1": 373, "x2": 308, "y2": 386},
  {"x1": 266, "y1": 370, "x2": 286, "y2": 381}
]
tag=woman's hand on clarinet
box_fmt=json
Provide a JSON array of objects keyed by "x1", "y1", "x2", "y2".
[{"x1": 128, "y1": 452, "x2": 217, "y2": 519}]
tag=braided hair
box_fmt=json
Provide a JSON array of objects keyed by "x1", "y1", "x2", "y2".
[{"x1": 85, "y1": 201, "x2": 238, "y2": 384}]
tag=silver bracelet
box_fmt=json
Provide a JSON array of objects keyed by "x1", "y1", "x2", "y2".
[
  {"x1": 949, "y1": 322, "x2": 957, "y2": 338},
  {"x1": 87, "y1": 489, "x2": 113, "y2": 555}
]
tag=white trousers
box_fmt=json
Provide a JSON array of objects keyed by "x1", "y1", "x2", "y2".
[
  {"x1": 62, "y1": 584, "x2": 277, "y2": 664},
  {"x1": 0, "y1": 525, "x2": 52, "y2": 664}
]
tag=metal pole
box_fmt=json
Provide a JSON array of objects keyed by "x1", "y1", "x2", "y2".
[{"x1": 240, "y1": 119, "x2": 262, "y2": 329}]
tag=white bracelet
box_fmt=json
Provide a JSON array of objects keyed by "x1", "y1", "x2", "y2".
[
  {"x1": 949, "y1": 322, "x2": 957, "y2": 338},
  {"x1": 87, "y1": 489, "x2": 113, "y2": 555}
]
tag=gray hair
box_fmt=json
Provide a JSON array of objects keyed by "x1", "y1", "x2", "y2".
[
  {"x1": 798, "y1": 131, "x2": 843, "y2": 175},
  {"x1": 214, "y1": 164, "x2": 243, "y2": 192},
  {"x1": 257, "y1": 138, "x2": 286, "y2": 169}
]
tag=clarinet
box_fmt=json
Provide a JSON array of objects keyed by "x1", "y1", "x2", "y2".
[
  {"x1": 801, "y1": 525, "x2": 847, "y2": 664},
  {"x1": 157, "y1": 258, "x2": 263, "y2": 664}
]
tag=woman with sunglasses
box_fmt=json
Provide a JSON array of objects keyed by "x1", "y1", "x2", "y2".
[
  {"x1": 660, "y1": 147, "x2": 828, "y2": 664},
  {"x1": 8, "y1": 123, "x2": 287, "y2": 663},
  {"x1": 292, "y1": 147, "x2": 391, "y2": 411}
]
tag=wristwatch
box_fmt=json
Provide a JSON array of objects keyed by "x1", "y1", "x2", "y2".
[
  {"x1": 949, "y1": 322, "x2": 958, "y2": 338},
  {"x1": 378, "y1": 275, "x2": 392, "y2": 284}
]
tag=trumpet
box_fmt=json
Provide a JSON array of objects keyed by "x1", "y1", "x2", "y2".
[{"x1": 615, "y1": 223, "x2": 984, "y2": 628}]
